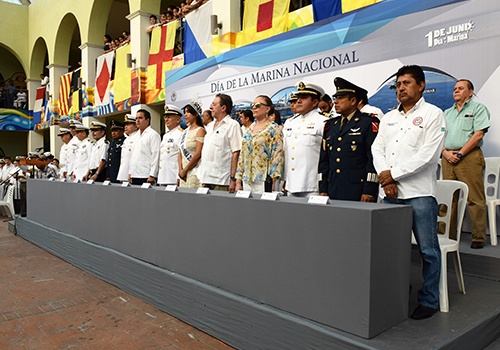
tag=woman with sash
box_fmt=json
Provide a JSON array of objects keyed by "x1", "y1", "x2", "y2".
[{"x1": 178, "y1": 99, "x2": 206, "y2": 188}]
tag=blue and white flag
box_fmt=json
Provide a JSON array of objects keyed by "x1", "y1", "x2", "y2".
[{"x1": 183, "y1": 1, "x2": 213, "y2": 64}]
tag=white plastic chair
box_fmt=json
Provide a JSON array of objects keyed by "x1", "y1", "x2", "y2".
[
  {"x1": 0, "y1": 185, "x2": 15, "y2": 218},
  {"x1": 436, "y1": 179, "x2": 468, "y2": 313},
  {"x1": 484, "y1": 157, "x2": 500, "y2": 246}
]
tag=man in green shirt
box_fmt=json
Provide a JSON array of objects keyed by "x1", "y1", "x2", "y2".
[{"x1": 441, "y1": 79, "x2": 490, "y2": 249}]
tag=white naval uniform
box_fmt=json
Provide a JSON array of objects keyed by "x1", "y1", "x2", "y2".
[
  {"x1": 66, "y1": 135, "x2": 80, "y2": 176},
  {"x1": 89, "y1": 137, "x2": 109, "y2": 170},
  {"x1": 361, "y1": 104, "x2": 385, "y2": 120},
  {"x1": 283, "y1": 109, "x2": 328, "y2": 193},
  {"x1": 59, "y1": 142, "x2": 69, "y2": 177},
  {"x1": 72, "y1": 138, "x2": 93, "y2": 180},
  {"x1": 117, "y1": 130, "x2": 138, "y2": 182},
  {"x1": 158, "y1": 126, "x2": 183, "y2": 185},
  {"x1": 1, "y1": 163, "x2": 14, "y2": 182}
]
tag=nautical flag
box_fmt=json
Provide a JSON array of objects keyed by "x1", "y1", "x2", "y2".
[
  {"x1": 114, "y1": 44, "x2": 131, "y2": 103},
  {"x1": 95, "y1": 51, "x2": 114, "y2": 106},
  {"x1": 147, "y1": 20, "x2": 180, "y2": 90},
  {"x1": 58, "y1": 72, "x2": 72, "y2": 116},
  {"x1": 183, "y1": 1, "x2": 213, "y2": 64},
  {"x1": 242, "y1": 0, "x2": 290, "y2": 46},
  {"x1": 33, "y1": 87, "x2": 45, "y2": 124},
  {"x1": 42, "y1": 83, "x2": 50, "y2": 124},
  {"x1": 342, "y1": 0, "x2": 377, "y2": 13},
  {"x1": 312, "y1": 0, "x2": 341, "y2": 22}
]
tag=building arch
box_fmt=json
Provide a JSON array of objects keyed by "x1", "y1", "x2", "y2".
[
  {"x1": 29, "y1": 37, "x2": 49, "y2": 79},
  {"x1": 54, "y1": 13, "x2": 82, "y2": 67}
]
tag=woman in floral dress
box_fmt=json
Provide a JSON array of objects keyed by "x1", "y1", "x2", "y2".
[{"x1": 235, "y1": 95, "x2": 283, "y2": 194}]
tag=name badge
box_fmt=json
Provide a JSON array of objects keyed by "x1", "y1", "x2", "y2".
[
  {"x1": 87, "y1": 179, "x2": 95, "y2": 185},
  {"x1": 261, "y1": 192, "x2": 279, "y2": 201},
  {"x1": 141, "y1": 183, "x2": 152, "y2": 189},
  {"x1": 165, "y1": 185, "x2": 178, "y2": 192},
  {"x1": 196, "y1": 187, "x2": 211, "y2": 194},
  {"x1": 308, "y1": 196, "x2": 331, "y2": 205},
  {"x1": 235, "y1": 190, "x2": 252, "y2": 198}
]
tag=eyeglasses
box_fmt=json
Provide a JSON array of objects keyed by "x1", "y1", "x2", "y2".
[{"x1": 251, "y1": 102, "x2": 269, "y2": 109}]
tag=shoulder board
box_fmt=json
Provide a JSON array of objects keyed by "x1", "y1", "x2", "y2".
[
  {"x1": 105, "y1": 140, "x2": 109, "y2": 144},
  {"x1": 89, "y1": 140, "x2": 95, "y2": 143},
  {"x1": 361, "y1": 112, "x2": 377, "y2": 118},
  {"x1": 320, "y1": 111, "x2": 331, "y2": 118}
]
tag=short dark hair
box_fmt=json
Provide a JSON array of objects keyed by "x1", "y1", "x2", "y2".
[
  {"x1": 321, "y1": 94, "x2": 332, "y2": 103},
  {"x1": 359, "y1": 94, "x2": 368, "y2": 105},
  {"x1": 4, "y1": 156, "x2": 11, "y2": 161},
  {"x1": 396, "y1": 65, "x2": 425, "y2": 85},
  {"x1": 242, "y1": 109, "x2": 254, "y2": 122},
  {"x1": 162, "y1": 12, "x2": 167, "y2": 16},
  {"x1": 216, "y1": 93, "x2": 233, "y2": 114},
  {"x1": 137, "y1": 109, "x2": 151, "y2": 121},
  {"x1": 167, "y1": 11, "x2": 174, "y2": 17},
  {"x1": 457, "y1": 79, "x2": 474, "y2": 90},
  {"x1": 150, "y1": 14, "x2": 157, "y2": 20}
]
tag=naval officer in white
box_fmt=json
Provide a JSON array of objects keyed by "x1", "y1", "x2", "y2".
[
  {"x1": 283, "y1": 81, "x2": 328, "y2": 197},
  {"x1": 158, "y1": 105, "x2": 183, "y2": 186}
]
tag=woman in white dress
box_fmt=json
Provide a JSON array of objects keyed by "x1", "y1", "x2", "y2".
[{"x1": 178, "y1": 102, "x2": 206, "y2": 188}]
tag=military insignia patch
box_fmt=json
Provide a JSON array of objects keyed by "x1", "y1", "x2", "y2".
[
  {"x1": 413, "y1": 117, "x2": 423, "y2": 126},
  {"x1": 372, "y1": 122, "x2": 379, "y2": 132}
]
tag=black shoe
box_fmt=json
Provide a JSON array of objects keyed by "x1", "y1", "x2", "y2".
[
  {"x1": 471, "y1": 241, "x2": 484, "y2": 249},
  {"x1": 410, "y1": 304, "x2": 438, "y2": 320}
]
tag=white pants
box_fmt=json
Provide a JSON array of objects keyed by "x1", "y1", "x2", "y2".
[{"x1": 243, "y1": 180, "x2": 265, "y2": 194}]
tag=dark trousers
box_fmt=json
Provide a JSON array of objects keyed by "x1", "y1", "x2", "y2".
[{"x1": 131, "y1": 178, "x2": 148, "y2": 185}]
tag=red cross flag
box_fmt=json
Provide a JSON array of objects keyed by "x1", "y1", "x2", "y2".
[
  {"x1": 242, "y1": 0, "x2": 290, "y2": 46},
  {"x1": 147, "y1": 20, "x2": 180, "y2": 90}
]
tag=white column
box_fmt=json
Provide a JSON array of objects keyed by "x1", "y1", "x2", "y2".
[
  {"x1": 212, "y1": 0, "x2": 241, "y2": 35},
  {"x1": 79, "y1": 42, "x2": 104, "y2": 89},
  {"x1": 25, "y1": 78, "x2": 41, "y2": 110},
  {"x1": 50, "y1": 125, "x2": 63, "y2": 158},
  {"x1": 126, "y1": 10, "x2": 153, "y2": 70},
  {"x1": 28, "y1": 130, "x2": 44, "y2": 154},
  {"x1": 46, "y1": 63, "x2": 70, "y2": 106}
]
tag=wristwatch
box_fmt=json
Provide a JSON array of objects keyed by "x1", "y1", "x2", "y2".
[
  {"x1": 230, "y1": 176, "x2": 236, "y2": 181},
  {"x1": 456, "y1": 152, "x2": 463, "y2": 159}
]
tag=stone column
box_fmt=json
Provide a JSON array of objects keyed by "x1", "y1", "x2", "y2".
[
  {"x1": 28, "y1": 130, "x2": 44, "y2": 154},
  {"x1": 126, "y1": 10, "x2": 153, "y2": 70},
  {"x1": 50, "y1": 126, "x2": 63, "y2": 158},
  {"x1": 46, "y1": 63, "x2": 70, "y2": 107},
  {"x1": 79, "y1": 42, "x2": 104, "y2": 89},
  {"x1": 25, "y1": 78, "x2": 41, "y2": 110}
]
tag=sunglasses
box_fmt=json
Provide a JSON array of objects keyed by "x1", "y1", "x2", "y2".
[{"x1": 251, "y1": 102, "x2": 269, "y2": 108}]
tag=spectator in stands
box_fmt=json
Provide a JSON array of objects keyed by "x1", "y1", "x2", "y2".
[
  {"x1": 178, "y1": 100, "x2": 205, "y2": 188},
  {"x1": 185, "y1": 0, "x2": 203, "y2": 12},
  {"x1": 5, "y1": 80, "x2": 16, "y2": 108},
  {"x1": 240, "y1": 109, "x2": 254, "y2": 134},
  {"x1": 200, "y1": 93, "x2": 242, "y2": 192},
  {"x1": 13, "y1": 89, "x2": 27, "y2": 109},
  {"x1": 122, "y1": 31, "x2": 130, "y2": 45},
  {"x1": 104, "y1": 34, "x2": 112, "y2": 51},
  {"x1": 128, "y1": 109, "x2": 161, "y2": 185},
  {"x1": 147, "y1": 15, "x2": 158, "y2": 34},
  {"x1": 173, "y1": 7, "x2": 181, "y2": 19},
  {"x1": 201, "y1": 109, "x2": 213, "y2": 127},
  {"x1": 40, "y1": 73, "x2": 49, "y2": 87},
  {"x1": 235, "y1": 96, "x2": 283, "y2": 194},
  {"x1": 160, "y1": 12, "x2": 168, "y2": 26},
  {"x1": 114, "y1": 38, "x2": 120, "y2": 48},
  {"x1": 180, "y1": 2, "x2": 187, "y2": 15},
  {"x1": 166, "y1": 11, "x2": 174, "y2": 22}
]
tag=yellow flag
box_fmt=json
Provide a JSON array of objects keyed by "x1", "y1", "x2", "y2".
[
  {"x1": 242, "y1": 0, "x2": 290, "y2": 46},
  {"x1": 114, "y1": 44, "x2": 132, "y2": 103},
  {"x1": 342, "y1": 0, "x2": 376, "y2": 13},
  {"x1": 147, "y1": 20, "x2": 180, "y2": 90}
]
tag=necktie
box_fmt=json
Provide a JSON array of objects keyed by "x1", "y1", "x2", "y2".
[{"x1": 339, "y1": 117, "x2": 346, "y2": 132}]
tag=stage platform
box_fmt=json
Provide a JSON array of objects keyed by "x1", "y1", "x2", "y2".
[
  {"x1": 15, "y1": 179, "x2": 500, "y2": 350},
  {"x1": 12, "y1": 217, "x2": 500, "y2": 350}
]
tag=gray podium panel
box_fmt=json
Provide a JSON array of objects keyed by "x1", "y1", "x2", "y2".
[{"x1": 27, "y1": 179, "x2": 413, "y2": 339}]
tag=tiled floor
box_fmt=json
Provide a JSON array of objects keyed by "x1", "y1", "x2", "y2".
[{"x1": 0, "y1": 215, "x2": 235, "y2": 350}]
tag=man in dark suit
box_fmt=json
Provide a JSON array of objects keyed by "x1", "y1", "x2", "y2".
[
  {"x1": 106, "y1": 120, "x2": 125, "y2": 183},
  {"x1": 319, "y1": 77, "x2": 379, "y2": 201}
]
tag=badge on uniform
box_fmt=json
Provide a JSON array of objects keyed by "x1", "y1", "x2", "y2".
[
  {"x1": 351, "y1": 145, "x2": 357, "y2": 151},
  {"x1": 372, "y1": 122, "x2": 379, "y2": 132}
]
